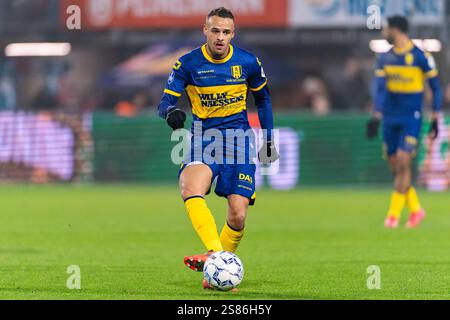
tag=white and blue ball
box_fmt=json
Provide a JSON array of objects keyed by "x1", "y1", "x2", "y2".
[{"x1": 203, "y1": 251, "x2": 244, "y2": 291}]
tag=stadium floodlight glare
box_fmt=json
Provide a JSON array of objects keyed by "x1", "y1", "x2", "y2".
[
  {"x1": 369, "y1": 40, "x2": 393, "y2": 53},
  {"x1": 420, "y1": 39, "x2": 442, "y2": 53},
  {"x1": 369, "y1": 39, "x2": 442, "y2": 53},
  {"x1": 5, "y1": 43, "x2": 72, "y2": 57}
]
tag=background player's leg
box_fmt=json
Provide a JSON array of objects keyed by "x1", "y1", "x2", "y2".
[
  {"x1": 388, "y1": 155, "x2": 397, "y2": 177},
  {"x1": 386, "y1": 150, "x2": 411, "y2": 222},
  {"x1": 395, "y1": 151, "x2": 426, "y2": 227},
  {"x1": 383, "y1": 122, "x2": 404, "y2": 227},
  {"x1": 220, "y1": 194, "x2": 249, "y2": 253},
  {"x1": 402, "y1": 121, "x2": 424, "y2": 217},
  {"x1": 406, "y1": 186, "x2": 422, "y2": 214},
  {"x1": 180, "y1": 164, "x2": 223, "y2": 252},
  {"x1": 394, "y1": 150, "x2": 412, "y2": 194}
]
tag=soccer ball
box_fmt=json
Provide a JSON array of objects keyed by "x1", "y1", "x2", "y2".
[{"x1": 203, "y1": 251, "x2": 244, "y2": 291}]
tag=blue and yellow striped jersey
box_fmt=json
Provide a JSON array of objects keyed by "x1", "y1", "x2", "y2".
[
  {"x1": 158, "y1": 44, "x2": 273, "y2": 135},
  {"x1": 374, "y1": 41, "x2": 442, "y2": 117}
]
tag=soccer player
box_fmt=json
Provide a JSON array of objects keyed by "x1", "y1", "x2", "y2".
[
  {"x1": 158, "y1": 7, "x2": 278, "y2": 287},
  {"x1": 367, "y1": 16, "x2": 442, "y2": 228}
]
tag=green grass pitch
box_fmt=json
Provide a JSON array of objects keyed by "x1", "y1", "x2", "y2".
[{"x1": 1, "y1": 185, "x2": 450, "y2": 300}]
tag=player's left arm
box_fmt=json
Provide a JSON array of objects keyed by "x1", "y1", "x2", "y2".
[
  {"x1": 158, "y1": 58, "x2": 188, "y2": 130},
  {"x1": 421, "y1": 52, "x2": 442, "y2": 139},
  {"x1": 366, "y1": 53, "x2": 385, "y2": 140},
  {"x1": 248, "y1": 57, "x2": 279, "y2": 163}
]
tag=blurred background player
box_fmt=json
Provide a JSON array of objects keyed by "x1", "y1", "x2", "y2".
[
  {"x1": 157, "y1": 7, "x2": 278, "y2": 288},
  {"x1": 367, "y1": 16, "x2": 442, "y2": 229}
]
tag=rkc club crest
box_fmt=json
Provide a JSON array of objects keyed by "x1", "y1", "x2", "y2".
[
  {"x1": 405, "y1": 53, "x2": 414, "y2": 66},
  {"x1": 231, "y1": 65, "x2": 242, "y2": 79}
]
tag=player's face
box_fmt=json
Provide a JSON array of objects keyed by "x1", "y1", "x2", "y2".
[
  {"x1": 382, "y1": 26, "x2": 396, "y2": 45},
  {"x1": 203, "y1": 16, "x2": 235, "y2": 59}
]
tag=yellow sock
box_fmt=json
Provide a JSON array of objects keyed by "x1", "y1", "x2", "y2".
[
  {"x1": 184, "y1": 197, "x2": 223, "y2": 252},
  {"x1": 387, "y1": 191, "x2": 407, "y2": 219},
  {"x1": 406, "y1": 187, "x2": 422, "y2": 213},
  {"x1": 220, "y1": 223, "x2": 244, "y2": 253}
]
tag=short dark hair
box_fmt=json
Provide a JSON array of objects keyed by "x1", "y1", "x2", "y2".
[
  {"x1": 207, "y1": 7, "x2": 235, "y2": 21},
  {"x1": 387, "y1": 15, "x2": 409, "y2": 34}
]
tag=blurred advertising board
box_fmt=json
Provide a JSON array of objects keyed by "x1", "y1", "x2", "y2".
[
  {"x1": 60, "y1": 0, "x2": 287, "y2": 29},
  {"x1": 418, "y1": 118, "x2": 450, "y2": 192},
  {"x1": 1, "y1": 111, "x2": 448, "y2": 190},
  {"x1": 288, "y1": 0, "x2": 444, "y2": 27},
  {"x1": 0, "y1": 112, "x2": 93, "y2": 183},
  {"x1": 60, "y1": 0, "x2": 443, "y2": 30},
  {"x1": 91, "y1": 113, "x2": 449, "y2": 190}
]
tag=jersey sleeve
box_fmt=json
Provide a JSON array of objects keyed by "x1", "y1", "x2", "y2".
[
  {"x1": 158, "y1": 58, "x2": 189, "y2": 119},
  {"x1": 418, "y1": 51, "x2": 442, "y2": 112},
  {"x1": 419, "y1": 51, "x2": 439, "y2": 79},
  {"x1": 373, "y1": 54, "x2": 387, "y2": 113},
  {"x1": 163, "y1": 59, "x2": 189, "y2": 98},
  {"x1": 247, "y1": 56, "x2": 274, "y2": 141},
  {"x1": 247, "y1": 56, "x2": 268, "y2": 92}
]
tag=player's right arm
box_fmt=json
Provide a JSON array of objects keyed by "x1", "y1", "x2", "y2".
[
  {"x1": 373, "y1": 53, "x2": 387, "y2": 118},
  {"x1": 247, "y1": 56, "x2": 279, "y2": 164},
  {"x1": 419, "y1": 51, "x2": 442, "y2": 139},
  {"x1": 158, "y1": 59, "x2": 188, "y2": 130},
  {"x1": 367, "y1": 54, "x2": 386, "y2": 139}
]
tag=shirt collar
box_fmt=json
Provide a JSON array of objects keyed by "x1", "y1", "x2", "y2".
[
  {"x1": 201, "y1": 44, "x2": 234, "y2": 63},
  {"x1": 393, "y1": 41, "x2": 414, "y2": 55}
]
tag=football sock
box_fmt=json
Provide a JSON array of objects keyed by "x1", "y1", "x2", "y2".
[
  {"x1": 220, "y1": 222, "x2": 244, "y2": 253},
  {"x1": 387, "y1": 191, "x2": 407, "y2": 219},
  {"x1": 184, "y1": 196, "x2": 223, "y2": 252},
  {"x1": 406, "y1": 187, "x2": 422, "y2": 213}
]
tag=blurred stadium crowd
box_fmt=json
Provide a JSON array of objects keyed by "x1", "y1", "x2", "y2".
[{"x1": 0, "y1": 0, "x2": 449, "y2": 116}]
